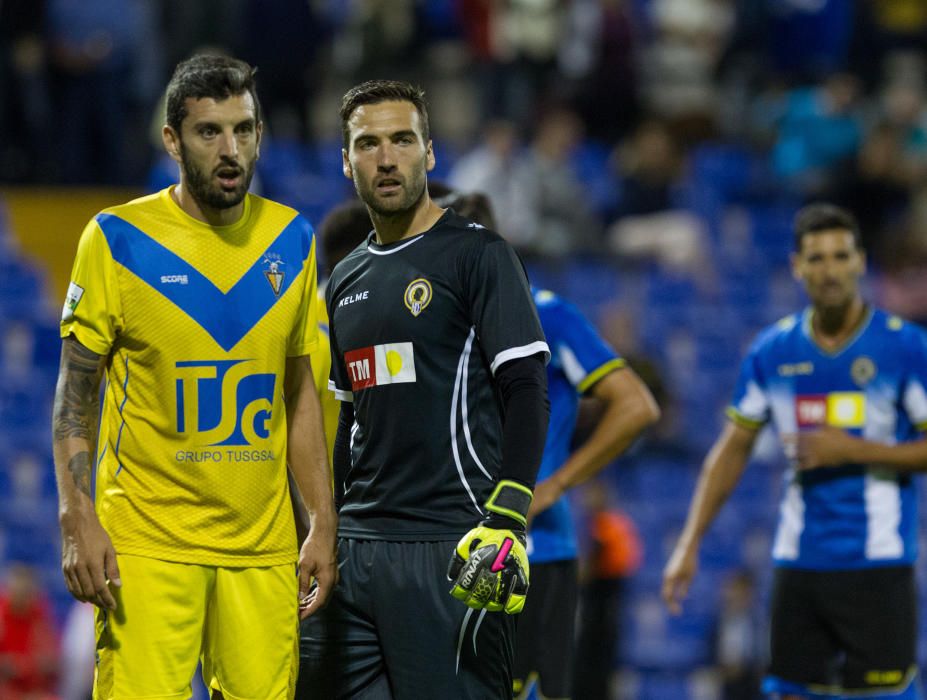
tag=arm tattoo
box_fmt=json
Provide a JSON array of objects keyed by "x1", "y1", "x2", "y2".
[
  {"x1": 53, "y1": 338, "x2": 105, "y2": 442},
  {"x1": 67, "y1": 451, "x2": 93, "y2": 497}
]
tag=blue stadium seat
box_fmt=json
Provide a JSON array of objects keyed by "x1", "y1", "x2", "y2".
[
  {"x1": 571, "y1": 140, "x2": 621, "y2": 218},
  {"x1": 689, "y1": 143, "x2": 759, "y2": 204}
]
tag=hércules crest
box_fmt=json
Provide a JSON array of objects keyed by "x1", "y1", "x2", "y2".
[
  {"x1": 850, "y1": 356, "x2": 876, "y2": 387},
  {"x1": 404, "y1": 278, "x2": 432, "y2": 317},
  {"x1": 263, "y1": 254, "x2": 285, "y2": 296}
]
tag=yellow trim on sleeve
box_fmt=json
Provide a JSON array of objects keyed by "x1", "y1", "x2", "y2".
[
  {"x1": 916, "y1": 420, "x2": 927, "y2": 434},
  {"x1": 60, "y1": 325, "x2": 113, "y2": 357},
  {"x1": 725, "y1": 406, "x2": 766, "y2": 430},
  {"x1": 577, "y1": 358, "x2": 626, "y2": 395}
]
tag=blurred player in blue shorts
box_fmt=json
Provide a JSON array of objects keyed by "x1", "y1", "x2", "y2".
[
  {"x1": 436, "y1": 191, "x2": 660, "y2": 700},
  {"x1": 664, "y1": 203, "x2": 927, "y2": 700}
]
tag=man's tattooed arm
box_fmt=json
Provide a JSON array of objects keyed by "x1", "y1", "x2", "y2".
[
  {"x1": 53, "y1": 336, "x2": 106, "y2": 500},
  {"x1": 53, "y1": 336, "x2": 121, "y2": 610}
]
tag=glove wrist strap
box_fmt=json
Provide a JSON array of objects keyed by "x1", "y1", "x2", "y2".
[{"x1": 484, "y1": 479, "x2": 533, "y2": 528}]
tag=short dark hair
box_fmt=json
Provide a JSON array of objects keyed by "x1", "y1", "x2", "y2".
[
  {"x1": 318, "y1": 200, "x2": 373, "y2": 275},
  {"x1": 793, "y1": 203, "x2": 862, "y2": 251},
  {"x1": 165, "y1": 54, "x2": 261, "y2": 132},
  {"x1": 340, "y1": 80, "x2": 430, "y2": 149}
]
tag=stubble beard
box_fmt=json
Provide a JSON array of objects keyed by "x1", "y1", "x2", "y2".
[
  {"x1": 356, "y1": 161, "x2": 427, "y2": 219},
  {"x1": 180, "y1": 143, "x2": 255, "y2": 211}
]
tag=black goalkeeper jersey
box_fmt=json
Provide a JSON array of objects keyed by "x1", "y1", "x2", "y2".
[{"x1": 326, "y1": 209, "x2": 549, "y2": 540}]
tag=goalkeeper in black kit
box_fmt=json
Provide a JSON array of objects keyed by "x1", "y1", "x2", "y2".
[{"x1": 297, "y1": 80, "x2": 549, "y2": 699}]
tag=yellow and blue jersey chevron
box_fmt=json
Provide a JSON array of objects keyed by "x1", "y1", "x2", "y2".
[
  {"x1": 310, "y1": 290, "x2": 339, "y2": 463},
  {"x1": 61, "y1": 187, "x2": 319, "y2": 566}
]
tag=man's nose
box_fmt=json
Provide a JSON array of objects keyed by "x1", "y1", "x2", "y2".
[
  {"x1": 376, "y1": 143, "x2": 397, "y2": 169},
  {"x1": 218, "y1": 129, "x2": 239, "y2": 158}
]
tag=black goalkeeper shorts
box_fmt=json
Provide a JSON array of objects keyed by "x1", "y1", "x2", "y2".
[
  {"x1": 297, "y1": 538, "x2": 517, "y2": 699},
  {"x1": 512, "y1": 559, "x2": 578, "y2": 699},
  {"x1": 766, "y1": 565, "x2": 917, "y2": 696}
]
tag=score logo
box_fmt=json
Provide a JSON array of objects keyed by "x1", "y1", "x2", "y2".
[{"x1": 795, "y1": 393, "x2": 865, "y2": 428}]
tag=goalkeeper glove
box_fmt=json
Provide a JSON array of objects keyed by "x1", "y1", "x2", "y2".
[{"x1": 447, "y1": 479, "x2": 532, "y2": 614}]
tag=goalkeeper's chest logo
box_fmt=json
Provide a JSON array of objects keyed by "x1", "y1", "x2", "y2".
[
  {"x1": 344, "y1": 342, "x2": 416, "y2": 391},
  {"x1": 175, "y1": 359, "x2": 276, "y2": 445}
]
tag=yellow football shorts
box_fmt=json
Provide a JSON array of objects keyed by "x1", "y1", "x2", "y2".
[{"x1": 93, "y1": 554, "x2": 298, "y2": 699}]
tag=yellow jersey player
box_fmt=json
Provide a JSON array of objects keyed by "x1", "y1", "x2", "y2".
[{"x1": 51, "y1": 55, "x2": 337, "y2": 700}]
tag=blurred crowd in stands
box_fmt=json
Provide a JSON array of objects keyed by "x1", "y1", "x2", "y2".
[{"x1": 2, "y1": 1, "x2": 927, "y2": 698}]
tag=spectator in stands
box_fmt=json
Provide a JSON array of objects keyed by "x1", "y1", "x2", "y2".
[
  {"x1": 0, "y1": 563, "x2": 59, "y2": 698},
  {"x1": 664, "y1": 203, "x2": 927, "y2": 699},
  {"x1": 466, "y1": 0, "x2": 566, "y2": 126},
  {"x1": 507, "y1": 107, "x2": 601, "y2": 257},
  {"x1": 46, "y1": 0, "x2": 152, "y2": 184},
  {"x1": 611, "y1": 118, "x2": 682, "y2": 219},
  {"x1": 573, "y1": 480, "x2": 642, "y2": 700},
  {"x1": 713, "y1": 569, "x2": 764, "y2": 700},
  {"x1": 448, "y1": 120, "x2": 523, "y2": 242},
  {"x1": 562, "y1": 0, "x2": 640, "y2": 141},
  {"x1": 0, "y1": 0, "x2": 51, "y2": 183},
  {"x1": 768, "y1": 73, "x2": 864, "y2": 196},
  {"x1": 639, "y1": 0, "x2": 735, "y2": 131}
]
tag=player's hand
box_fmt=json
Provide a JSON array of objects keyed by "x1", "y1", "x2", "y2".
[
  {"x1": 662, "y1": 542, "x2": 698, "y2": 616},
  {"x1": 448, "y1": 521, "x2": 529, "y2": 613},
  {"x1": 297, "y1": 518, "x2": 338, "y2": 620},
  {"x1": 526, "y1": 477, "x2": 564, "y2": 525},
  {"x1": 447, "y1": 479, "x2": 533, "y2": 614},
  {"x1": 59, "y1": 504, "x2": 120, "y2": 611},
  {"x1": 793, "y1": 426, "x2": 856, "y2": 471}
]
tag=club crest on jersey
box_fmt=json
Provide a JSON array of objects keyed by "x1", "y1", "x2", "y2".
[
  {"x1": 404, "y1": 278, "x2": 432, "y2": 317},
  {"x1": 851, "y1": 356, "x2": 877, "y2": 387},
  {"x1": 263, "y1": 254, "x2": 285, "y2": 296}
]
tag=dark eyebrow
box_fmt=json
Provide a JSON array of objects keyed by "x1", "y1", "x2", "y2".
[
  {"x1": 391, "y1": 130, "x2": 417, "y2": 141},
  {"x1": 193, "y1": 120, "x2": 221, "y2": 131}
]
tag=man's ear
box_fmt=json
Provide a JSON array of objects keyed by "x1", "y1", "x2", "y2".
[
  {"x1": 162, "y1": 125, "x2": 182, "y2": 164},
  {"x1": 342, "y1": 149, "x2": 353, "y2": 180},
  {"x1": 426, "y1": 140, "x2": 435, "y2": 172}
]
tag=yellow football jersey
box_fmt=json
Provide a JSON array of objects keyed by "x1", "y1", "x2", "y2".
[
  {"x1": 309, "y1": 291, "x2": 339, "y2": 463},
  {"x1": 60, "y1": 187, "x2": 319, "y2": 566}
]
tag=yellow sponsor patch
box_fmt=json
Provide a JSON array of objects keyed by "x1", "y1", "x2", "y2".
[{"x1": 826, "y1": 392, "x2": 865, "y2": 427}]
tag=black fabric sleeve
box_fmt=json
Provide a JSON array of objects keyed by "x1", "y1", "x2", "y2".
[
  {"x1": 494, "y1": 353, "x2": 549, "y2": 491},
  {"x1": 332, "y1": 401, "x2": 354, "y2": 509},
  {"x1": 463, "y1": 234, "x2": 549, "y2": 373}
]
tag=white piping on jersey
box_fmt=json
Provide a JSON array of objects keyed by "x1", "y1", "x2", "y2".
[
  {"x1": 490, "y1": 341, "x2": 550, "y2": 375},
  {"x1": 329, "y1": 379, "x2": 353, "y2": 402},
  {"x1": 472, "y1": 609, "x2": 487, "y2": 655},
  {"x1": 558, "y1": 343, "x2": 587, "y2": 388},
  {"x1": 451, "y1": 333, "x2": 484, "y2": 514},
  {"x1": 349, "y1": 420, "x2": 359, "y2": 466},
  {"x1": 772, "y1": 476, "x2": 803, "y2": 560},
  {"x1": 461, "y1": 328, "x2": 492, "y2": 480},
  {"x1": 903, "y1": 378, "x2": 927, "y2": 425},
  {"x1": 865, "y1": 471, "x2": 903, "y2": 559},
  {"x1": 456, "y1": 608, "x2": 473, "y2": 674},
  {"x1": 737, "y1": 380, "x2": 769, "y2": 424},
  {"x1": 365, "y1": 234, "x2": 425, "y2": 255}
]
